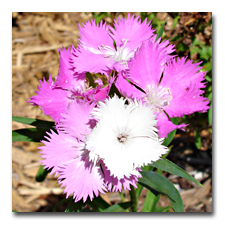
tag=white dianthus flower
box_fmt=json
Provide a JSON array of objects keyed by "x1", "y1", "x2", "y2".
[{"x1": 86, "y1": 95, "x2": 168, "y2": 180}]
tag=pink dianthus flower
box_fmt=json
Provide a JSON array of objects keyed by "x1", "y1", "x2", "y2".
[
  {"x1": 115, "y1": 41, "x2": 210, "y2": 138},
  {"x1": 70, "y1": 13, "x2": 156, "y2": 76},
  {"x1": 29, "y1": 46, "x2": 112, "y2": 123}
]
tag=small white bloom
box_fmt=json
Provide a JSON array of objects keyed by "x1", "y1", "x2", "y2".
[{"x1": 86, "y1": 95, "x2": 168, "y2": 180}]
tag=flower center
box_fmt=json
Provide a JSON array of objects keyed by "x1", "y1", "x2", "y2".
[
  {"x1": 144, "y1": 84, "x2": 172, "y2": 112},
  {"x1": 98, "y1": 39, "x2": 134, "y2": 65},
  {"x1": 117, "y1": 133, "x2": 128, "y2": 143}
]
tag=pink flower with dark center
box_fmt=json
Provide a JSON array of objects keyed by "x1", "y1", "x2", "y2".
[{"x1": 116, "y1": 41, "x2": 210, "y2": 138}]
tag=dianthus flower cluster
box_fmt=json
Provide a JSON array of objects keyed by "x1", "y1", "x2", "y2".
[{"x1": 29, "y1": 14, "x2": 209, "y2": 203}]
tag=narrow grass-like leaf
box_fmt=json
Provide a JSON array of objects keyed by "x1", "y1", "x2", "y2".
[
  {"x1": 150, "y1": 158, "x2": 203, "y2": 187},
  {"x1": 194, "y1": 130, "x2": 202, "y2": 149},
  {"x1": 208, "y1": 102, "x2": 212, "y2": 126},
  {"x1": 151, "y1": 195, "x2": 161, "y2": 212},
  {"x1": 12, "y1": 128, "x2": 51, "y2": 142},
  {"x1": 135, "y1": 183, "x2": 144, "y2": 199},
  {"x1": 172, "y1": 16, "x2": 180, "y2": 29},
  {"x1": 138, "y1": 171, "x2": 184, "y2": 212},
  {"x1": 12, "y1": 116, "x2": 55, "y2": 129},
  {"x1": 130, "y1": 185, "x2": 138, "y2": 212},
  {"x1": 101, "y1": 201, "x2": 133, "y2": 212},
  {"x1": 142, "y1": 190, "x2": 161, "y2": 212},
  {"x1": 155, "y1": 20, "x2": 166, "y2": 42}
]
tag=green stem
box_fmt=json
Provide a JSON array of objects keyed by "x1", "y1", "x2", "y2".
[
  {"x1": 130, "y1": 185, "x2": 138, "y2": 212},
  {"x1": 119, "y1": 192, "x2": 129, "y2": 212},
  {"x1": 119, "y1": 192, "x2": 125, "y2": 202}
]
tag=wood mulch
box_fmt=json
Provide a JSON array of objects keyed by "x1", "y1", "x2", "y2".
[{"x1": 12, "y1": 12, "x2": 212, "y2": 212}]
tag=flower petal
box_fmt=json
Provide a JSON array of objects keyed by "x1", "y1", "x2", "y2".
[
  {"x1": 101, "y1": 161, "x2": 141, "y2": 192},
  {"x1": 161, "y1": 57, "x2": 210, "y2": 117},
  {"x1": 71, "y1": 19, "x2": 114, "y2": 75},
  {"x1": 58, "y1": 151, "x2": 106, "y2": 202},
  {"x1": 56, "y1": 99, "x2": 96, "y2": 142},
  {"x1": 55, "y1": 46, "x2": 86, "y2": 93},
  {"x1": 110, "y1": 13, "x2": 155, "y2": 52},
  {"x1": 82, "y1": 78, "x2": 113, "y2": 102},
  {"x1": 127, "y1": 41, "x2": 169, "y2": 91},
  {"x1": 149, "y1": 34, "x2": 176, "y2": 59},
  {"x1": 71, "y1": 45, "x2": 113, "y2": 75},
  {"x1": 115, "y1": 72, "x2": 145, "y2": 100},
  {"x1": 86, "y1": 96, "x2": 168, "y2": 179},
  {"x1": 78, "y1": 19, "x2": 113, "y2": 51},
  {"x1": 39, "y1": 130, "x2": 81, "y2": 176},
  {"x1": 156, "y1": 112, "x2": 188, "y2": 138},
  {"x1": 28, "y1": 76, "x2": 69, "y2": 123}
]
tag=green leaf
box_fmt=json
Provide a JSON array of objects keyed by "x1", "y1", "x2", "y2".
[
  {"x1": 147, "y1": 13, "x2": 157, "y2": 22},
  {"x1": 142, "y1": 190, "x2": 161, "y2": 212},
  {"x1": 65, "y1": 199, "x2": 84, "y2": 212},
  {"x1": 194, "y1": 130, "x2": 202, "y2": 150},
  {"x1": 93, "y1": 12, "x2": 109, "y2": 24},
  {"x1": 150, "y1": 158, "x2": 203, "y2": 187},
  {"x1": 52, "y1": 198, "x2": 71, "y2": 212},
  {"x1": 163, "y1": 117, "x2": 178, "y2": 146},
  {"x1": 88, "y1": 195, "x2": 111, "y2": 212},
  {"x1": 154, "y1": 206, "x2": 172, "y2": 212},
  {"x1": 198, "y1": 46, "x2": 209, "y2": 61},
  {"x1": 208, "y1": 92, "x2": 212, "y2": 103},
  {"x1": 172, "y1": 16, "x2": 180, "y2": 29},
  {"x1": 138, "y1": 171, "x2": 184, "y2": 212},
  {"x1": 101, "y1": 201, "x2": 133, "y2": 212},
  {"x1": 140, "y1": 12, "x2": 147, "y2": 20},
  {"x1": 135, "y1": 165, "x2": 154, "y2": 198},
  {"x1": 202, "y1": 62, "x2": 212, "y2": 73},
  {"x1": 135, "y1": 183, "x2": 144, "y2": 198},
  {"x1": 205, "y1": 74, "x2": 212, "y2": 82},
  {"x1": 208, "y1": 102, "x2": 212, "y2": 126},
  {"x1": 192, "y1": 38, "x2": 204, "y2": 47},
  {"x1": 130, "y1": 185, "x2": 138, "y2": 212},
  {"x1": 12, "y1": 116, "x2": 55, "y2": 129},
  {"x1": 170, "y1": 35, "x2": 183, "y2": 43},
  {"x1": 207, "y1": 45, "x2": 212, "y2": 57},
  {"x1": 12, "y1": 127, "x2": 53, "y2": 142},
  {"x1": 190, "y1": 46, "x2": 199, "y2": 55},
  {"x1": 155, "y1": 20, "x2": 166, "y2": 42},
  {"x1": 35, "y1": 165, "x2": 51, "y2": 182},
  {"x1": 176, "y1": 42, "x2": 189, "y2": 52}
]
